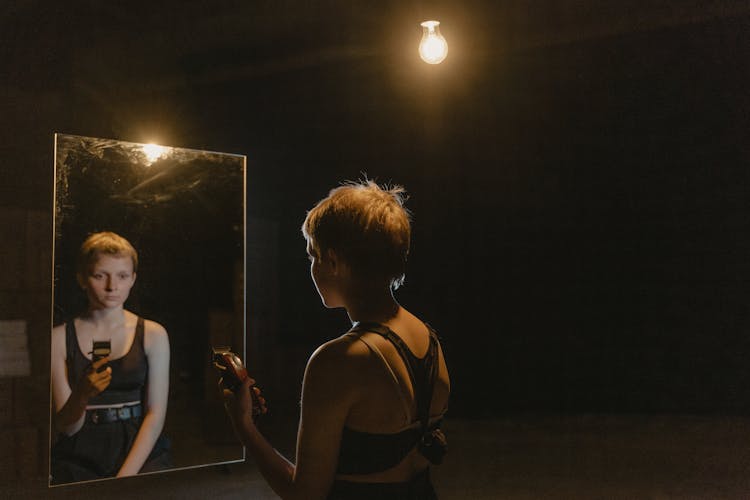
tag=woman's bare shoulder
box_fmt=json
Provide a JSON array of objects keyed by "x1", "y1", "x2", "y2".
[
  {"x1": 51, "y1": 323, "x2": 68, "y2": 356},
  {"x1": 136, "y1": 315, "x2": 169, "y2": 354},
  {"x1": 126, "y1": 309, "x2": 166, "y2": 336},
  {"x1": 143, "y1": 318, "x2": 167, "y2": 336},
  {"x1": 312, "y1": 334, "x2": 360, "y2": 357},
  {"x1": 302, "y1": 333, "x2": 374, "y2": 407},
  {"x1": 307, "y1": 333, "x2": 372, "y2": 374}
]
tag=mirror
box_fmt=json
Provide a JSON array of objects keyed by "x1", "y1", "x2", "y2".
[{"x1": 50, "y1": 134, "x2": 246, "y2": 485}]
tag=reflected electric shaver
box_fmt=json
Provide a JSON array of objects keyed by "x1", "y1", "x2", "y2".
[{"x1": 92, "y1": 340, "x2": 111, "y2": 372}]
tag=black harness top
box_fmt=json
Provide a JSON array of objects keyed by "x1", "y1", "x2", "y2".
[{"x1": 335, "y1": 322, "x2": 446, "y2": 475}]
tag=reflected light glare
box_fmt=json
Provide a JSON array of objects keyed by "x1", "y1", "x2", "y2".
[
  {"x1": 142, "y1": 143, "x2": 168, "y2": 164},
  {"x1": 419, "y1": 20, "x2": 448, "y2": 65}
]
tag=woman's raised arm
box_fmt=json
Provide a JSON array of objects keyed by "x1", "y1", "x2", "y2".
[
  {"x1": 50, "y1": 323, "x2": 112, "y2": 435},
  {"x1": 225, "y1": 338, "x2": 357, "y2": 500}
]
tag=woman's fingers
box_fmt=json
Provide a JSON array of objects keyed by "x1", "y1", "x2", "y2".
[
  {"x1": 94, "y1": 368, "x2": 112, "y2": 389},
  {"x1": 250, "y1": 386, "x2": 268, "y2": 414},
  {"x1": 91, "y1": 366, "x2": 111, "y2": 381},
  {"x1": 218, "y1": 378, "x2": 237, "y2": 404},
  {"x1": 219, "y1": 375, "x2": 266, "y2": 422},
  {"x1": 84, "y1": 365, "x2": 111, "y2": 395},
  {"x1": 90, "y1": 356, "x2": 110, "y2": 371}
]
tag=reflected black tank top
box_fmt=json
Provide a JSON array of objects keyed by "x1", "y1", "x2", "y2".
[{"x1": 65, "y1": 317, "x2": 148, "y2": 406}]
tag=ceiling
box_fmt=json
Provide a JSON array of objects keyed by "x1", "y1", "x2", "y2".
[{"x1": 3, "y1": 0, "x2": 749, "y2": 93}]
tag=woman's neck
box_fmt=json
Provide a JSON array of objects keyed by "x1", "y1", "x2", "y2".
[
  {"x1": 82, "y1": 306, "x2": 127, "y2": 328},
  {"x1": 345, "y1": 288, "x2": 400, "y2": 325}
]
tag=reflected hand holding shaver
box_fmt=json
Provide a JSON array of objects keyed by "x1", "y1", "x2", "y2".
[{"x1": 212, "y1": 347, "x2": 267, "y2": 421}]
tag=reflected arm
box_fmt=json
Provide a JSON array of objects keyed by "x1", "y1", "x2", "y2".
[
  {"x1": 50, "y1": 324, "x2": 95, "y2": 435},
  {"x1": 116, "y1": 321, "x2": 170, "y2": 477}
]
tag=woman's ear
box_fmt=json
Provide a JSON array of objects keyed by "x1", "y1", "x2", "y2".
[
  {"x1": 325, "y1": 249, "x2": 352, "y2": 279},
  {"x1": 325, "y1": 248, "x2": 339, "y2": 274}
]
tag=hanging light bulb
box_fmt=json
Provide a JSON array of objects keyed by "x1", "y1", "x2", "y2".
[{"x1": 419, "y1": 20, "x2": 448, "y2": 64}]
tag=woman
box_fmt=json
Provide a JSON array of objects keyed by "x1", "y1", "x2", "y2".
[
  {"x1": 223, "y1": 180, "x2": 450, "y2": 499},
  {"x1": 50, "y1": 231, "x2": 171, "y2": 484}
]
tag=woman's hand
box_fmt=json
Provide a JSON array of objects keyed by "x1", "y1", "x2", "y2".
[
  {"x1": 76, "y1": 357, "x2": 112, "y2": 400},
  {"x1": 220, "y1": 377, "x2": 267, "y2": 429}
]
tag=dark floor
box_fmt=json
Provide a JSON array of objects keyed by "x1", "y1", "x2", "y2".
[{"x1": 5, "y1": 414, "x2": 750, "y2": 499}]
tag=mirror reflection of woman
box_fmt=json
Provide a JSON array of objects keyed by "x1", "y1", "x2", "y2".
[
  {"x1": 50, "y1": 232, "x2": 171, "y2": 484},
  {"x1": 223, "y1": 180, "x2": 451, "y2": 499}
]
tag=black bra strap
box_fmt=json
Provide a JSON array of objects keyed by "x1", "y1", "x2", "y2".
[
  {"x1": 418, "y1": 333, "x2": 439, "y2": 435},
  {"x1": 64, "y1": 320, "x2": 77, "y2": 374},
  {"x1": 136, "y1": 316, "x2": 144, "y2": 346},
  {"x1": 349, "y1": 322, "x2": 439, "y2": 435}
]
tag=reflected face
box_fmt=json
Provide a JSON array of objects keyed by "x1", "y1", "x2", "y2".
[{"x1": 81, "y1": 254, "x2": 136, "y2": 310}]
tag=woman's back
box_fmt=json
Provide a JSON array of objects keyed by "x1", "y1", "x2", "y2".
[
  {"x1": 335, "y1": 309, "x2": 450, "y2": 483},
  {"x1": 222, "y1": 180, "x2": 449, "y2": 499}
]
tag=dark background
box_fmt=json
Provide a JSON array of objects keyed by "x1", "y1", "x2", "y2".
[{"x1": 3, "y1": 0, "x2": 750, "y2": 447}]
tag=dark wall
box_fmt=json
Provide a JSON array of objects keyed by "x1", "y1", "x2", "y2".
[
  {"x1": 187, "y1": 16, "x2": 750, "y2": 416},
  {"x1": 2, "y1": 2, "x2": 750, "y2": 465}
]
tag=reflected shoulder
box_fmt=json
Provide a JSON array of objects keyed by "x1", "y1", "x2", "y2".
[
  {"x1": 143, "y1": 319, "x2": 169, "y2": 354},
  {"x1": 143, "y1": 319, "x2": 168, "y2": 336},
  {"x1": 51, "y1": 323, "x2": 66, "y2": 337},
  {"x1": 51, "y1": 323, "x2": 67, "y2": 358}
]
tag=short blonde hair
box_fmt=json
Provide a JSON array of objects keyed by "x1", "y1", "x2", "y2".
[
  {"x1": 302, "y1": 180, "x2": 411, "y2": 289},
  {"x1": 76, "y1": 231, "x2": 138, "y2": 277}
]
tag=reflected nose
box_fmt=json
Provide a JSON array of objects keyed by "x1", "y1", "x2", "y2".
[{"x1": 105, "y1": 276, "x2": 115, "y2": 291}]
